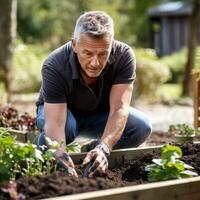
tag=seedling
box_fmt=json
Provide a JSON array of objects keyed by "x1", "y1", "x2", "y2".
[
  {"x1": 0, "y1": 129, "x2": 57, "y2": 182},
  {"x1": 145, "y1": 144, "x2": 198, "y2": 182},
  {"x1": 168, "y1": 124, "x2": 200, "y2": 142},
  {"x1": 45, "y1": 136, "x2": 81, "y2": 153}
]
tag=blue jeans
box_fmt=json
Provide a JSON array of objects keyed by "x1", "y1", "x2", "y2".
[{"x1": 36, "y1": 105, "x2": 152, "y2": 149}]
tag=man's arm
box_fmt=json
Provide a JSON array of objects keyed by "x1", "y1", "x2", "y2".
[
  {"x1": 83, "y1": 83, "x2": 133, "y2": 177},
  {"x1": 100, "y1": 83, "x2": 133, "y2": 150},
  {"x1": 44, "y1": 102, "x2": 67, "y2": 150},
  {"x1": 44, "y1": 102, "x2": 78, "y2": 177}
]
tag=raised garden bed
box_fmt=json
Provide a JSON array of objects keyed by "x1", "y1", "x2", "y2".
[{"x1": 1, "y1": 142, "x2": 200, "y2": 200}]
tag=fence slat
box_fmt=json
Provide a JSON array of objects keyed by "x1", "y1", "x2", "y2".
[{"x1": 193, "y1": 73, "x2": 200, "y2": 128}]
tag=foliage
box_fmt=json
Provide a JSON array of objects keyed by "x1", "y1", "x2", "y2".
[
  {"x1": 45, "y1": 136, "x2": 81, "y2": 154},
  {"x1": 0, "y1": 129, "x2": 56, "y2": 182},
  {"x1": 12, "y1": 40, "x2": 47, "y2": 93},
  {"x1": 17, "y1": 0, "x2": 86, "y2": 47},
  {"x1": 66, "y1": 141, "x2": 81, "y2": 153},
  {"x1": 134, "y1": 48, "x2": 171, "y2": 98},
  {"x1": 0, "y1": 130, "x2": 80, "y2": 183},
  {"x1": 160, "y1": 46, "x2": 200, "y2": 83},
  {"x1": 125, "y1": 0, "x2": 161, "y2": 47},
  {"x1": 156, "y1": 83, "x2": 182, "y2": 103},
  {"x1": 0, "y1": 106, "x2": 36, "y2": 131},
  {"x1": 17, "y1": 0, "x2": 162, "y2": 48},
  {"x1": 169, "y1": 124, "x2": 200, "y2": 137},
  {"x1": 145, "y1": 144, "x2": 198, "y2": 182}
]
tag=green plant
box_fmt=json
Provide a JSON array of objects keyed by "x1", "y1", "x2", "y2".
[
  {"x1": 168, "y1": 124, "x2": 200, "y2": 137},
  {"x1": 0, "y1": 129, "x2": 56, "y2": 182},
  {"x1": 0, "y1": 106, "x2": 36, "y2": 131},
  {"x1": 134, "y1": 48, "x2": 171, "y2": 98},
  {"x1": 45, "y1": 136, "x2": 81, "y2": 153},
  {"x1": 66, "y1": 141, "x2": 81, "y2": 153},
  {"x1": 12, "y1": 40, "x2": 47, "y2": 93},
  {"x1": 145, "y1": 144, "x2": 198, "y2": 182},
  {"x1": 160, "y1": 46, "x2": 200, "y2": 84},
  {"x1": 0, "y1": 130, "x2": 80, "y2": 182}
]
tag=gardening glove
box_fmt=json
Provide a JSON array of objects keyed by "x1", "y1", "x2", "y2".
[
  {"x1": 55, "y1": 149, "x2": 78, "y2": 177},
  {"x1": 82, "y1": 143, "x2": 110, "y2": 178}
]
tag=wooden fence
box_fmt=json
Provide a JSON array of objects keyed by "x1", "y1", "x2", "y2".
[{"x1": 193, "y1": 72, "x2": 200, "y2": 128}]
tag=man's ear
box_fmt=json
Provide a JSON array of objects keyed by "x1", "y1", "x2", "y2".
[{"x1": 71, "y1": 38, "x2": 77, "y2": 53}]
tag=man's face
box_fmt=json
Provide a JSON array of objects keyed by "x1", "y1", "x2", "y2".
[{"x1": 72, "y1": 33, "x2": 113, "y2": 79}]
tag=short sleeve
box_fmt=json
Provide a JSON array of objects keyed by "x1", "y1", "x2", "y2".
[
  {"x1": 112, "y1": 46, "x2": 136, "y2": 85},
  {"x1": 42, "y1": 65, "x2": 66, "y2": 104}
]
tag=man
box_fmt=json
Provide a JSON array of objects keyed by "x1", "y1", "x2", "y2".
[{"x1": 36, "y1": 11, "x2": 152, "y2": 177}]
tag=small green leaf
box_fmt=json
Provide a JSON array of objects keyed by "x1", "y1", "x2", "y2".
[
  {"x1": 66, "y1": 141, "x2": 81, "y2": 153},
  {"x1": 145, "y1": 144, "x2": 198, "y2": 182}
]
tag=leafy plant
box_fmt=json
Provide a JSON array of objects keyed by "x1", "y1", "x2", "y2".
[
  {"x1": 168, "y1": 124, "x2": 200, "y2": 137},
  {"x1": 135, "y1": 48, "x2": 171, "y2": 98},
  {"x1": 0, "y1": 129, "x2": 56, "y2": 182},
  {"x1": 66, "y1": 141, "x2": 81, "y2": 153},
  {"x1": 45, "y1": 136, "x2": 81, "y2": 153},
  {"x1": 145, "y1": 144, "x2": 198, "y2": 182},
  {"x1": 0, "y1": 106, "x2": 36, "y2": 131}
]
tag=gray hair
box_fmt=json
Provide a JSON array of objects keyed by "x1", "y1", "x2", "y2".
[{"x1": 74, "y1": 11, "x2": 114, "y2": 41}]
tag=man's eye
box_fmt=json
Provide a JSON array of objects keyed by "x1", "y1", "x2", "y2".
[
  {"x1": 100, "y1": 53, "x2": 108, "y2": 57},
  {"x1": 85, "y1": 52, "x2": 92, "y2": 56}
]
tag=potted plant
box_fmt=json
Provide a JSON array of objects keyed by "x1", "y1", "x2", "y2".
[{"x1": 168, "y1": 124, "x2": 200, "y2": 142}]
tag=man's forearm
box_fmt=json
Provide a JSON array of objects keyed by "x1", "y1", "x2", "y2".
[
  {"x1": 44, "y1": 102, "x2": 67, "y2": 150},
  {"x1": 45, "y1": 125, "x2": 66, "y2": 150},
  {"x1": 100, "y1": 107, "x2": 129, "y2": 150}
]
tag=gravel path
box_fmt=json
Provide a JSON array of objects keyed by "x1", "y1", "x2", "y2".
[
  {"x1": 11, "y1": 94, "x2": 194, "y2": 133},
  {"x1": 134, "y1": 100, "x2": 194, "y2": 132}
]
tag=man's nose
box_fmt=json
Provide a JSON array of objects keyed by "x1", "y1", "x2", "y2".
[{"x1": 90, "y1": 56, "x2": 100, "y2": 67}]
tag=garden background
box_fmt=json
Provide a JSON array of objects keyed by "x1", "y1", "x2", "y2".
[{"x1": 0, "y1": 0, "x2": 200, "y2": 134}]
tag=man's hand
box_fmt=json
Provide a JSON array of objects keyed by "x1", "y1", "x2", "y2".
[
  {"x1": 82, "y1": 143, "x2": 110, "y2": 178},
  {"x1": 55, "y1": 149, "x2": 78, "y2": 177}
]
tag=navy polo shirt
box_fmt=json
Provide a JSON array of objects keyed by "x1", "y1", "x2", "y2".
[{"x1": 37, "y1": 40, "x2": 136, "y2": 116}]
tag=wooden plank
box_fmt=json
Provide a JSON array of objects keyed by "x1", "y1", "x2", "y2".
[
  {"x1": 0, "y1": 127, "x2": 37, "y2": 143},
  {"x1": 70, "y1": 145, "x2": 162, "y2": 168},
  {"x1": 193, "y1": 72, "x2": 200, "y2": 128},
  {"x1": 71, "y1": 142, "x2": 200, "y2": 167},
  {"x1": 197, "y1": 79, "x2": 200, "y2": 127},
  {"x1": 0, "y1": 128, "x2": 27, "y2": 142},
  {"x1": 43, "y1": 177, "x2": 200, "y2": 200},
  {"x1": 43, "y1": 143, "x2": 200, "y2": 200}
]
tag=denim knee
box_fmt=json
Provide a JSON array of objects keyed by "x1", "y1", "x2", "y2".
[
  {"x1": 36, "y1": 105, "x2": 45, "y2": 132},
  {"x1": 140, "y1": 120, "x2": 152, "y2": 139},
  {"x1": 36, "y1": 132, "x2": 46, "y2": 148},
  {"x1": 114, "y1": 107, "x2": 152, "y2": 149}
]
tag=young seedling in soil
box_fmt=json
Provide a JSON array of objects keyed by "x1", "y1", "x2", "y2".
[
  {"x1": 45, "y1": 136, "x2": 81, "y2": 153},
  {"x1": 0, "y1": 129, "x2": 81, "y2": 183},
  {"x1": 168, "y1": 124, "x2": 200, "y2": 142},
  {"x1": 145, "y1": 144, "x2": 198, "y2": 182},
  {"x1": 1, "y1": 143, "x2": 200, "y2": 200}
]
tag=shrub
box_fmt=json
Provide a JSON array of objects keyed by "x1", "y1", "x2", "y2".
[
  {"x1": 160, "y1": 46, "x2": 200, "y2": 83},
  {"x1": 134, "y1": 48, "x2": 171, "y2": 98},
  {"x1": 12, "y1": 40, "x2": 47, "y2": 93}
]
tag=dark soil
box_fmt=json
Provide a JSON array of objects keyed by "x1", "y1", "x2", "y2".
[
  {"x1": 146, "y1": 131, "x2": 175, "y2": 145},
  {"x1": 1, "y1": 143, "x2": 200, "y2": 200},
  {"x1": 146, "y1": 130, "x2": 200, "y2": 146}
]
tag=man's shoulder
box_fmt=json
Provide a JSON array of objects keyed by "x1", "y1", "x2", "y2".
[
  {"x1": 43, "y1": 42, "x2": 72, "y2": 67},
  {"x1": 113, "y1": 40, "x2": 132, "y2": 52},
  {"x1": 112, "y1": 40, "x2": 134, "y2": 61}
]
